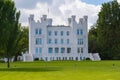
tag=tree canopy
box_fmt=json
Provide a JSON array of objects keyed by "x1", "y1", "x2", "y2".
[
  {"x1": 0, "y1": 0, "x2": 20, "y2": 68},
  {"x1": 97, "y1": 0, "x2": 120, "y2": 59},
  {"x1": 88, "y1": 25, "x2": 99, "y2": 53}
]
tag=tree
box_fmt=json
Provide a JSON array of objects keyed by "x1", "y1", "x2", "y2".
[
  {"x1": 88, "y1": 24, "x2": 99, "y2": 53},
  {"x1": 0, "y1": 0, "x2": 20, "y2": 68},
  {"x1": 14, "y1": 27, "x2": 29, "y2": 61},
  {"x1": 97, "y1": 0, "x2": 120, "y2": 59}
]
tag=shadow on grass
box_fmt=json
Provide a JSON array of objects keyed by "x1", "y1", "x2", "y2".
[{"x1": 0, "y1": 67, "x2": 62, "y2": 72}]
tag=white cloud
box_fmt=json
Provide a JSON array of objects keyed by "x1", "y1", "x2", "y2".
[
  {"x1": 117, "y1": 0, "x2": 120, "y2": 3},
  {"x1": 16, "y1": 0, "x2": 101, "y2": 29},
  {"x1": 59, "y1": 0, "x2": 101, "y2": 28}
]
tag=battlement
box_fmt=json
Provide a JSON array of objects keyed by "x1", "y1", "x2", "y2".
[
  {"x1": 29, "y1": 14, "x2": 88, "y2": 27},
  {"x1": 68, "y1": 15, "x2": 88, "y2": 26}
]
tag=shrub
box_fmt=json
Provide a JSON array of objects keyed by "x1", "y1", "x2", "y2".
[
  {"x1": 0, "y1": 60, "x2": 5, "y2": 63},
  {"x1": 85, "y1": 57, "x2": 91, "y2": 60},
  {"x1": 34, "y1": 58, "x2": 39, "y2": 61}
]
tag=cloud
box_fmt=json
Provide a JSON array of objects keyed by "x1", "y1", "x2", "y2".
[
  {"x1": 14, "y1": 0, "x2": 52, "y2": 9},
  {"x1": 15, "y1": 0, "x2": 101, "y2": 29},
  {"x1": 117, "y1": 0, "x2": 120, "y2": 3},
  {"x1": 59, "y1": 0, "x2": 100, "y2": 28}
]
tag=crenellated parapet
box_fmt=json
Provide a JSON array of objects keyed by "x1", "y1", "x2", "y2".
[
  {"x1": 29, "y1": 14, "x2": 52, "y2": 26},
  {"x1": 68, "y1": 15, "x2": 88, "y2": 27}
]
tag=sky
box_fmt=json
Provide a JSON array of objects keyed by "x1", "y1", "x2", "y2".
[{"x1": 14, "y1": 0, "x2": 120, "y2": 29}]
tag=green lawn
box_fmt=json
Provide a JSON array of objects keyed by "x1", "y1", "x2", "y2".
[{"x1": 0, "y1": 61, "x2": 120, "y2": 80}]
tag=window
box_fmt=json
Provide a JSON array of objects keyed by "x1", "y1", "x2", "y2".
[
  {"x1": 78, "y1": 47, "x2": 83, "y2": 53},
  {"x1": 35, "y1": 29, "x2": 38, "y2": 35},
  {"x1": 48, "y1": 31, "x2": 52, "y2": 36},
  {"x1": 65, "y1": 57, "x2": 67, "y2": 60},
  {"x1": 35, "y1": 28, "x2": 42, "y2": 35},
  {"x1": 81, "y1": 48, "x2": 83, "y2": 53},
  {"x1": 36, "y1": 38, "x2": 42, "y2": 45},
  {"x1": 45, "y1": 57, "x2": 48, "y2": 61},
  {"x1": 36, "y1": 47, "x2": 42, "y2": 54},
  {"x1": 59, "y1": 57, "x2": 61, "y2": 60},
  {"x1": 77, "y1": 48, "x2": 80, "y2": 53},
  {"x1": 66, "y1": 31, "x2": 69, "y2": 36},
  {"x1": 55, "y1": 47, "x2": 59, "y2": 53},
  {"x1": 67, "y1": 39, "x2": 69, "y2": 44},
  {"x1": 76, "y1": 57, "x2": 78, "y2": 60},
  {"x1": 69, "y1": 57, "x2": 71, "y2": 60},
  {"x1": 80, "y1": 57, "x2": 82, "y2": 60},
  {"x1": 78, "y1": 39, "x2": 83, "y2": 45},
  {"x1": 48, "y1": 48, "x2": 53, "y2": 53},
  {"x1": 56, "y1": 57, "x2": 58, "y2": 60},
  {"x1": 71, "y1": 57, "x2": 73, "y2": 60},
  {"x1": 67, "y1": 48, "x2": 71, "y2": 53},
  {"x1": 80, "y1": 29, "x2": 83, "y2": 35},
  {"x1": 61, "y1": 47, "x2": 65, "y2": 53},
  {"x1": 77, "y1": 29, "x2": 83, "y2": 35},
  {"x1": 39, "y1": 29, "x2": 42, "y2": 35},
  {"x1": 61, "y1": 39, "x2": 64, "y2": 44},
  {"x1": 55, "y1": 39, "x2": 57, "y2": 44},
  {"x1": 61, "y1": 31, "x2": 63, "y2": 36},
  {"x1": 63, "y1": 57, "x2": 65, "y2": 60},
  {"x1": 48, "y1": 39, "x2": 52, "y2": 44},
  {"x1": 80, "y1": 39, "x2": 83, "y2": 45},
  {"x1": 77, "y1": 29, "x2": 79, "y2": 35},
  {"x1": 77, "y1": 39, "x2": 79, "y2": 45},
  {"x1": 39, "y1": 48, "x2": 42, "y2": 53},
  {"x1": 35, "y1": 47, "x2": 39, "y2": 54},
  {"x1": 53, "y1": 57, "x2": 54, "y2": 60},
  {"x1": 54, "y1": 31, "x2": 58, "y2": 36}
]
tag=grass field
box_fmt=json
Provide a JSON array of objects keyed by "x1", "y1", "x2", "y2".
[{"x1": 0, "y1": 61, "x2": 120, "y2": 80}]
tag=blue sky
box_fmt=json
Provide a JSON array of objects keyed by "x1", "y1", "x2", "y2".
[
  {"x1": 81, "y1": 0, "x2": 113, "y2": 5},
  {"x1": 14, "y1": 0, "x2": 119, "y2": 28}
]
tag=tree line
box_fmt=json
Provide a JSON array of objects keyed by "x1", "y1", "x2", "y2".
[{"x1": 89, "y1": 0, "x2": 120, "y2": 60}]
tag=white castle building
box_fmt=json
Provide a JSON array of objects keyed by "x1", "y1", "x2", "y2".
[{"x1": 28, "y1": 14, "x2": 90, "y2": 61}]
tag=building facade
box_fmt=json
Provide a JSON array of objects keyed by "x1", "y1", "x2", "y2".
[{"x1": 28, "y1": 15, "x2": 89, "y2": 61}]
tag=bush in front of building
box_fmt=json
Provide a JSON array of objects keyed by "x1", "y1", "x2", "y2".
[
  {"x1": 85, "y1": 57, "x2": 91, "y2": 61},
  {"x1": 34, "y1": 58, "x2": 39, "y2": 61}
]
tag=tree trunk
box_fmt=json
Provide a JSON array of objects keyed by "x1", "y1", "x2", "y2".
[
  {"x1": 7, "y1": 57, "x2": 10, "y2": 68},
  {"x1": 14, "y1": 55, "x2": 18, "y2": 61},
  {"x1": 7, "y1": 52, "x2": 10, "y2": 68}
]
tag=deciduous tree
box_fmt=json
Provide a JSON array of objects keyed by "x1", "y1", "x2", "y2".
[
  {"x1": 97, "y1": 0, "x2": 120, "y2": 59},
  {"x1": 88, "y1": 25, "x2": 99, "y2": 53},
  {"x1": 0, "y1": 0, "x2": 20, "y2": 68}
]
